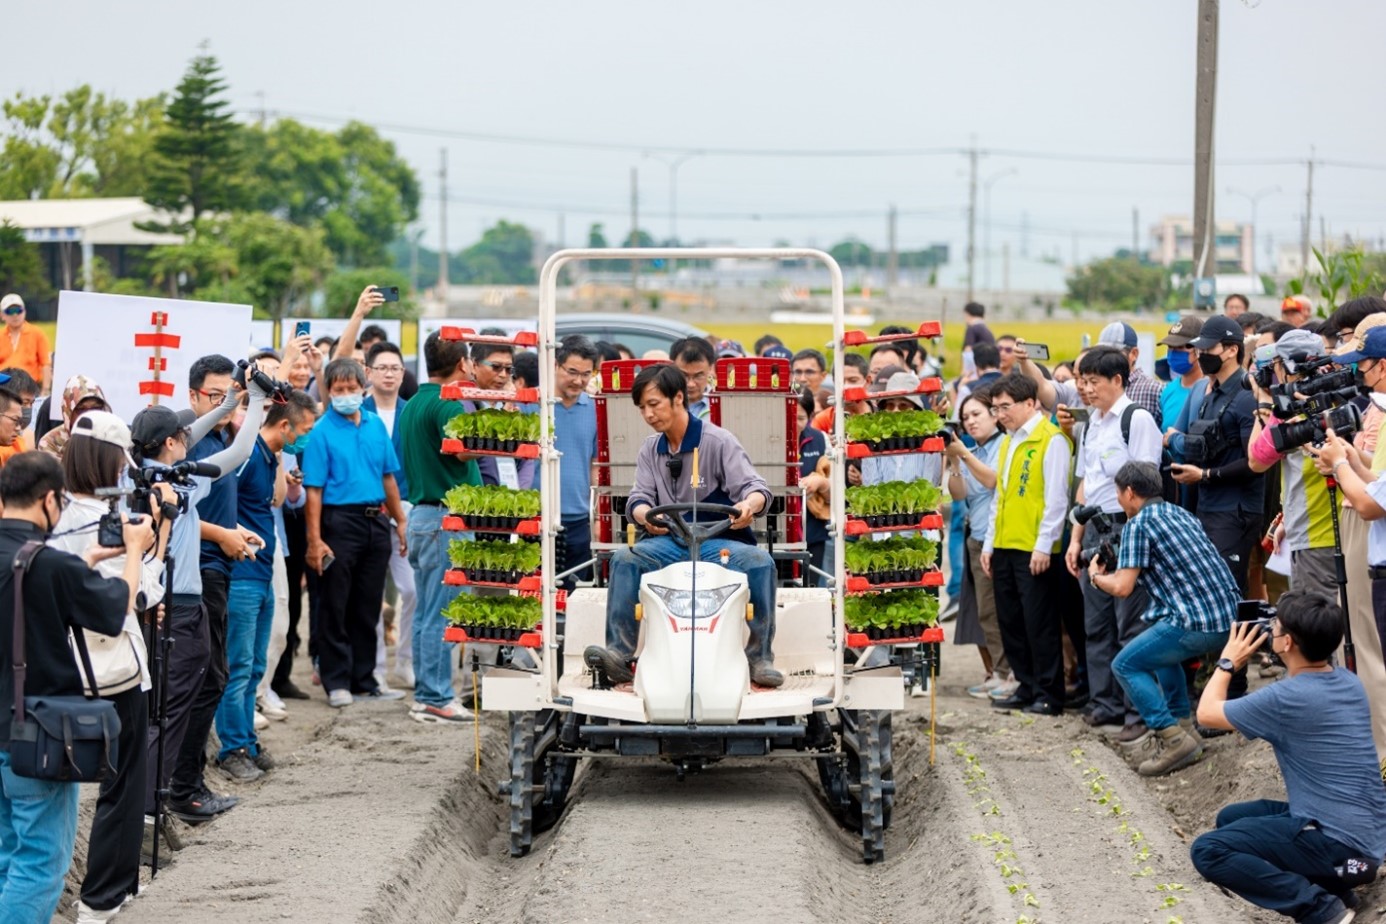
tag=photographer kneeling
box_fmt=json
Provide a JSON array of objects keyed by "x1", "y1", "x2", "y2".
[
  {"x1": 1191, "y1": 592, "x2": 1386, "y2": 924},
  {"x1": 1088, "y1": 461, "x2": 1238, "y2": 776}
]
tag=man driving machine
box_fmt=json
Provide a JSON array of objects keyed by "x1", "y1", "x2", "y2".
[{"x1": 584, "y1": 363, "x2": 784, "y2": 688}]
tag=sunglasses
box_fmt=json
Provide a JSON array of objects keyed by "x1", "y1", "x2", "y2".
[
  {"x1": 2, "y1": 307, "x2": 23, "y2": 316},
  {"x1": 479, "y1": 361, "x2": 514, "y2": 375}
]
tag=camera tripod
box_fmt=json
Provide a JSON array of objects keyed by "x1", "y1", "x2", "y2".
[{"x1": 1324, "y1": 477, "x2": 1357, "y2": 674}]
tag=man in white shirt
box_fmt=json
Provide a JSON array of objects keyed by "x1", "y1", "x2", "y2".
[
  {"x1": 981, "y1": 373, "x2": 1073, "y2": 715},
  {"x1": 1064, "y1": 346, "x2": 1163, "y2": 732}
]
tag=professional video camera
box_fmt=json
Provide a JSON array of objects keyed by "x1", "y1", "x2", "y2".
[
  {"x1": 1235, "y1": 599, "x2": 1277, "y2": 655},
  {"x1": 235, "y1": 358, "x2": 294, "y2": 403},
  {"x1": 122, "y1": 459, "x2": 223, "y2": 519},
  {"x1": 1264, "y1": 353, "x2": 1364, "y2": 452},
  {"x1": 1070, "y1": 503, "x2": 1119, "y2": 571}
]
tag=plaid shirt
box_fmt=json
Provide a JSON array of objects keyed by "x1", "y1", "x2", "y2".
[
  {"x1": 1116, "y1": 499, "x2": 1237, "y2": 632},
  {"x1": 1124, "y1": 367, "x2": 1165, "y2": 429}
]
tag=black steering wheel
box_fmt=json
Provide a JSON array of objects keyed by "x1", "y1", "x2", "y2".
[{"x1": 642, "y1": 502, "x2": 742, "y2": 545}]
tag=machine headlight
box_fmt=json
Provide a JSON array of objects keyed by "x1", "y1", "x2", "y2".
[{"x1": 648, "y1": 584, "x2": 739, "y2": 619}]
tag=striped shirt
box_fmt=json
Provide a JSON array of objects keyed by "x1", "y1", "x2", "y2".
[{"x1": 1116, "y1": 499, "x2": 1238, "y2": 633}]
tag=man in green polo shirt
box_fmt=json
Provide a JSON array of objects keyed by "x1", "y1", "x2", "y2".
[{"x1": 399, "y1": 333, "x2": 483, "y2": 724}]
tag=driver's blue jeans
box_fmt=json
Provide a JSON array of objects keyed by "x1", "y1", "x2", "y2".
[{"x1": 605, "y1": 536, "x2": 776, "y2": 663}]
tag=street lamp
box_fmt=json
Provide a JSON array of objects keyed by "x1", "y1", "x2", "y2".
[
  {"x1": 643, "y1": 150, "x2": 704, "y2": 245},
  {"x1": 983, "y1": 169, "x2": 1018, "y2": 291},
  {"x1": 1226, "y1": 185, "x2": 1280, "y2": 277}
]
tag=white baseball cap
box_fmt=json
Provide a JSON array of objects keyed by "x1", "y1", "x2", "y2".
[
  {"x1": 0, "y1": 294, "x2": 24, "y2": 312},
  {"x1": 70, "y1": 410, "x2": 132, "y2": 449}
]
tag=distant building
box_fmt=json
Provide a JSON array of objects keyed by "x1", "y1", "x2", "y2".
[{"x1": 1149, "y1": 215, "x2": 1252, "y2": 274}]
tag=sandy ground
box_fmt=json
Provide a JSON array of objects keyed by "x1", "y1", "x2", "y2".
[{"x1": 55, "y1": 630, "x2": 1386, "y2": 924}]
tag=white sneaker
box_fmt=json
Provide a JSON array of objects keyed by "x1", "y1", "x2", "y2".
[
  {"x1": 327, "y1": 689, "x2": 354, "y2": 708},
  {"x1": 263, "y1": 688, "x2": 287, "y2": 712},
  {"x1": 392, "y1": 663, "x2": 416, "y2": 689},
  {"x1": 256, "y1": 695, "x2": 287, "y2": 722},
  {"x1": 75, "y1": 900, "x2": 123, "y2": 923},
  {"x1": 253, "y1": 710, "x2": 269, "y2": 731},
  {"x1": 968, "y1": 672, "x2": 1007, "y2": 699},
  {"x1": 411, "y1": 700, "x2": 475, "y2": 724},
  {"x1": 988, "y1": 680, "x2": 1021, "y2": 700}
]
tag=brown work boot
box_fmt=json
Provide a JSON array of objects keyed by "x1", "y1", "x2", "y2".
[
  {"x1": 1137, "y1": 725, "x2": 1203, "y2": 777},
  {"x1": 1178, "y1": 717, "x2": 1202, "y2": 745}
]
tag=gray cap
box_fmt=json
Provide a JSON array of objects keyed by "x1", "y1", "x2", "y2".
[
  {"x1": 1097, "y1": 321, "x2": 1138, "y2": 348},
  {"x1": 1274, "y1": 328, "x2": 1328, "y2": 373}
]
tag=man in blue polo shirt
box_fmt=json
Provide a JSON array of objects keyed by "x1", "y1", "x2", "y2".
[
  {"x1": 554, "y1": 335, "x2": 599, "y2": 591},
  {"x1": 214, "y1": 390, "x2": 318, "y2": 781},
  {"x1": 303, "y1": 359, "x2": 408, "y2": 708}
]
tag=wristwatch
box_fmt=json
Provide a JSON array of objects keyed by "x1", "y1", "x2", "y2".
[{"x1": 1215, "y1": 657, "x2": 1236, "y2": 673}]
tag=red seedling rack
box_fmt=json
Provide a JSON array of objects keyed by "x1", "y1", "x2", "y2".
[
  {"x1": 441, "y1": 515, "x2": 541, "y2": 536},
  {"x1": 846, "y1": 436, "x2": 946, "y2": 458},
  {"x1": 598, "y1": 358, "x2": 669, "y2": 393},
  {"x1": 440, "y1": 439, "x2": 540, "y2": 458},
  {"x1": 844, "y1": 571, "x2": 946, "y2": 594},
  {"x1": 842, "y1": 377, "x2": 943, "y2": 404},
  {"x1": 440, "y1": 383, "x2": 539, "y2": 404},
  {"x1": 443, "y1": 625, "x2": 543, "y2": 648},
  {"x1": 443, "y1": 570, "x2": 542, "y2": 591},
  {"x1": 438, "y1": 327, "x2": 538, "y2": 348},
  {"x1": 841, "y1": 321, "x2": 942, "y2": 347},
  {"x1": 844, "y1": 512, "x2": 944, "y2": 536},
  {"x1": 845, "y1": 626, "x2": 945, "y2": 648}
]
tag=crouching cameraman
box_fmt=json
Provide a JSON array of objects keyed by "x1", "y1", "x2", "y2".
[
  {"x1": 1192, "y1": 591, "x2": 1386, "y2": 924},
  {"x1": 1087, "y1": 461, "x2": 1239, "y2": 776}
]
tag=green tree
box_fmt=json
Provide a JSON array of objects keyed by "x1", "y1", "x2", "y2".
[
  {"x1": 0, "y1": 221, "x2": 54, "y2": 302},
  {"x1": 456, "y1": 220, "x2": 536, "y2": 284},
  {"x1": 830, "y1": 238, "x2": 873, "y2": 267},
  {"x1": 1286, "y1": 247, "x2": 1386, "y2": 317},
  {"x1": 1064, "y1": 256, "x2": 1170, "y2": 313},
  {"x1": 244, "y1": 119, "x2": 420, "y2": 265},
  {"x1": 144, "y1": 228, "x2": 237, "y2": 297},
  {"x1": 143, "y1": 51, "x2": 244, "y2": 232},
  {"x1": 587, "y1": 223, "x2": 608, "y2": 248},
  {"x1": 210, "y1": 213, "x2": 333, "y2": 319},
  {"x1": 323, "y1": 267, "x2": 416, "y2": 320},
  {"x1": 0, "y1": 94, "x2": 60, "y2": 200}
]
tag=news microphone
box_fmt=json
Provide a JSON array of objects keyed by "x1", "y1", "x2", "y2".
[{"x1": 169, "y1": 460, "x2": 221, "y2": 479}]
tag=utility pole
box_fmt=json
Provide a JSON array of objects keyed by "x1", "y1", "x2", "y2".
[
  {"x1": 1002, "y1": 242, "x2": 1010, "y2": 293},
  {"x1": 1132, "y1": 207, "x2": 1140, "y2": 258},
  {"x1": 1227, "y1": 186, "x2": 1279, "y2": 277},
  {"x1": 557, "y1": 212, "x2": 565, "y2": 250},
  {"x1": 438, "y1": 148, "x2": 449, "y2": 300},
  {"x1": 1020, "y1": 211, "x2": 1030, "y2": 258},
  {"x1": 1192, "y1": 0, "x2": 1219, "y2": 281},
  {"x1": 965, "y1": 137, "x2": 979, "y2": 302},
  {"x1": 629, "y1": 167, "x2": 639, "y2": 305},
  {"x1": 886, "y1": 205, "x2": 898, "y2": 287},
  {"x1": 1301, "y1": 147, "x2": 1315, "y2": 272}
]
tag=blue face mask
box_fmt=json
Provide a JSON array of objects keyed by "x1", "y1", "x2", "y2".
[
  {"x1": 331, "y1": 394, "x2": 363, "y2": 416},
  {"x1": 283, "y1": 431, "x2": 310, "y2": 456},
  {"x1": 1167, "y1": 350, "x2": 1193, "y2": 375}
]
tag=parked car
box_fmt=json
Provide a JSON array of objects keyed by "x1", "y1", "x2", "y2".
[{"x1": 554, "y1": 312, "x2": 708, "y2": 358}]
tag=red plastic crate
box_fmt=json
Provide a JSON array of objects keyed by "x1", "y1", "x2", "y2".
[
  {"x1": 438, "y1": 327, "x2": 538, "y2": 348},
  {"x1": 599, "y1": 358, "x2": 669, "y2": 393},
  {"x1": 845, "y1": 436, "x2": 945, "y2": 458},
  {"x1": 845, "y1": 626, "x2": 945, "y2": 647},
  {"x1": 713, "y1": 357, "x2": 791, "y2": 392},
  {"x1": 440, "y1": 439, "x2": 540, "y2": 458},
  {"x1": 443, "y1": 625, "x2": 543, "y2": 648},
  {"x1": 440, "y1": 383, "x2": 539, "y2": 404},
  {"x1": 844, "y1": 570, "x2": 945, "y2": 593},
  {"x1": 441, "y1": 515, "x2": 541, "y2": 536},
  {"x1": 844, "y1": 512, "x2": 944, "y2": 536},
  {"x1": 443, "y1": 570, "x2": 542, "y2": 591},
  {"x1": 841, "y1": 321, "x2": 942, "y2": 347}
]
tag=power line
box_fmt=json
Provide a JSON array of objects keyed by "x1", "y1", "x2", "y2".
[{"x1": 420, "y1": 191, "x2": 964, "y2": 222}]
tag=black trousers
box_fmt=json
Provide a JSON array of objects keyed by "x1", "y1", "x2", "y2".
[
  {"x1": 317, "y1": 507, "x2": 391, "y2": 694},
  {"x1": 170, "y1": 571, "x2": 228, "y2": 802},
  {"x1": 558, "y1": 516, "x2": 593, "y2": 592},
  {"x1": 145, "y1": 597, "x2": 209, "y2": 815},
  {"x1": 990, "y1": 548, "x2": 1065, "y2": 708},
  {"x1": 275, "y1": 507, "x2": 318, "y2": 686},
  {"x1": 1202, "y1": 508, "x2": 1262, "y2": 597},
  {"x1": 81, "y1": 683, "x2": 147, "y2": 910}
]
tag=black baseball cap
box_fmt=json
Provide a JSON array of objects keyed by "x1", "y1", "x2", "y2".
[
  {"x1": 130, "y1": 405, "x2": 196, "y2": 455},
  {"x1": 1189, "y1": 315, "x2": 1244, "y2": 350}
]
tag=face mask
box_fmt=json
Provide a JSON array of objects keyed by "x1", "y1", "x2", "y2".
[
  {"x1": 331, "y1": 394, "x2": 363, "y2": 416},
  {"x1": 1197, "y1": 352, "x2": 1225, "y2": 376},
  {"x1": 1167, "y1": 351, "x2": 1193, "y2": 375},
  {"x1": 283, "y1": 431, "x2": 310, "y2": 456},
  {"x1": 18, "y1": 406, "x2": 32, "y2": 428}
]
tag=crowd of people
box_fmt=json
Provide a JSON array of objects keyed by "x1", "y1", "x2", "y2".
[{"x1": 2, "y1": 282, "x2": 1385, "y2": 923}]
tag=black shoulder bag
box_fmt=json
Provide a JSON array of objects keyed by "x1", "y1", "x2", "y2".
[{"x1": 7, "y1": 540, "x2": 120, "y2": 782}]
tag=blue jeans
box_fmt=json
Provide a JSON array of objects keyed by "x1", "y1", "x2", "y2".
[
  {"x1": 606, "y1": 536, "x2": 776, "y2": 662},
  {"x1": 1112, "y1": 617, "x2": 1228, "y2": 730},
  {"x1": 217, "y1": 579, "x2": 275, "y2": 759},
  {"x1": 560, "y1": 516, "x2": 593, "y2": 592},
  {"x1": 0, "y1": 750, "x2": 79, "y2": 923},
  {"x1": 408, "y1": 504, "x2": 462, "y2": 708},
  {"x1": 1191, "y1": 800, "x2": 1365, "y2": 924},
  {"x1": 946, "y1": 501, "x2": 965, "y2": 599}
]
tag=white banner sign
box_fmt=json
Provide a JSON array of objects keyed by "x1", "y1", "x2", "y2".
[
  {"x1": 249, "y1": 320, "x2": 276, "y2": 353},
  {"x1": 52, "y1": 291, "x2": 253, "y2": 423}
]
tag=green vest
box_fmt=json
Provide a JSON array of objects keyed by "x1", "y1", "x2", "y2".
[{"x1": 991, "y1": 416, "x2": 1068, "y2": 553}]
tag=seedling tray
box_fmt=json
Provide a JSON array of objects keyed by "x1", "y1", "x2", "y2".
[
  {"x1": 846, "y1": 436, "x2": 945, "y2": 458},
  {"x1": 441, "y1": 438, "x2": 540, "y2": 458},
  {"x1": 441, "y1": 515, "x2": 541, "y2": 536},
  {"x1": 844, "y1": 512, "x2": 944, "y2": 535},
  {"x1": 845, "y1": 570, "x2": 945, "y2": 593},
  {"x1": 841, "y1": 321, "x2": 942, "y2": 347},
  {"x1": 440, "y1": 383, "x2": 540, "y2": 404},
  {"x1": 846, "y1": 626, "x2": 945, "y2": 647},
  {"x1": 437, "y1": 327, "x2": 538, "y2": 348},
  {"x1": 444, "y1": 569, "x2": 541, "y2": 591},
  {"x1": 444, "y1": 625, "x2": 543, "y2": 648}
]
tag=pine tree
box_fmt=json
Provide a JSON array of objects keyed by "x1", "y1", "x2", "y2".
[{"x1": 142, "y1": 49, "x2": 243, "y2": 233}]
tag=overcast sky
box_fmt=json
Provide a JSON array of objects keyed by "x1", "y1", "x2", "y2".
[{"x1": 7, "y1": 0, "x2": 1385, "y2": 271}]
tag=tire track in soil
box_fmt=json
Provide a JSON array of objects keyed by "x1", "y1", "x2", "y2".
[{"x1": 947, "y1": 703, "x2": 1270, "y2": 924}]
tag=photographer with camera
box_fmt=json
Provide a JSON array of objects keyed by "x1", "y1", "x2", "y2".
[
  {"x1": 130, "y1": 366, "x2": 269, "y2": 852},
  {"x1": 0, "y1": 452, "x2": 152, "y2": 924},
  {"x1": 46, "y1": 412, "x2": 173, "y2": 921},
  {"x1": 1089, "y1": 461, "x2": 1238, "y2": 776},
  {"x1": 1063, "y1": 347, "x2": 1163, "y2": 733},
  {"x1": 1192, "y1": 592, "x2": 1386, "y2": 924},
  {"x1": 1248, "y1": 330, "x2": 1356, "y2": 599}
]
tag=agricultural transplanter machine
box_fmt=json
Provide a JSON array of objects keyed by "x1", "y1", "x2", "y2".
[{"x1": 446, "y1": 248, "x2": 946, "y2": 864}]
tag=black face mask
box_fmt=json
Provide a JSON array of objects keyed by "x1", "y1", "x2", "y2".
[
  {"x1": 19, "y1": 406, "x2": 32, "y2": 428},
  {"x1": 1197, "y1": 351, "x2": 1225, "y2": 376}
]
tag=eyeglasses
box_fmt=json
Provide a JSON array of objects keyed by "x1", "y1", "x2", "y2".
[
  {"x1": 2, "y1": 307, "x2": 23, "y2": 316},
  {"x1": 560, "y1": 366, "x2": 594, "y2": 380},
  {"x1": 197, "y1": 389, "x2": 228, "y2": 403},
  {"x1": 480, "y1": 361, "x2": 514, "y2": 375},
  {"x1": 0, "y1": 413, "x2": 21, "y2": 426},
  {"x1": 370, "y1": 364, "x2": 404, "y2": 374},
  {"x1": 684, "y1": 371, "x2": 709, "y2": 384},
  {"x1": 989, "y1": 402, "x2": 1016, "y2": 415},
  {"x1": 791, "y1": 367, "x2": 819, "y2": 378}
]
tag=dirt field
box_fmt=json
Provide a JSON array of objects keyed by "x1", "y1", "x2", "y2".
[{"x1": 58, "y1": 638, "x2": 1384, "y2": 924}]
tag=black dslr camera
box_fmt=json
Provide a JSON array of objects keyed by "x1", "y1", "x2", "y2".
[
  {"x1": 235, "y1": 359, "x2": 293, "y2": 403},
  {"x1": 1071, "y1": 504, "x2": 1119, "y2": 571},
  {"x1": 92, "y1": 487, "x2": 146, "y2": 548},
  {"x1": 1265, "y1": 354, "x2": 1363, "y2": 453},
  {"x1": 1235, "y1": 599, "x2": 1277, "y2": 654}
]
